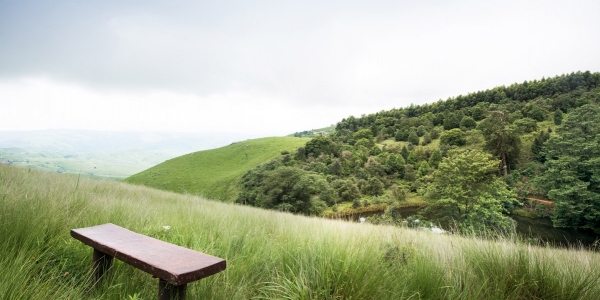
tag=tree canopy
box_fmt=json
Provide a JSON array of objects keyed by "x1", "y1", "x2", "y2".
[
  {"x1": 236, "y1": 72, "x2": 600, "y2": 235},
  {"x1": 478, "y1": 111, "x2": 521, "y2": 176},
  {"x1": 539, "y1": 104, "x2": 600, "y2": 233},
  {"x1": 427, "y1": 149, "x2": 517, "y2": 233}
]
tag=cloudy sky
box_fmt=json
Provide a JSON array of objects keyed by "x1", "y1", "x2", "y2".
[{"x1": 1, "y1": 0, "x2": 599, "y2": 137}]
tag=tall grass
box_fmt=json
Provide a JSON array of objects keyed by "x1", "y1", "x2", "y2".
[{"x1": 1, "y1": 165, "x2": 599, "y2": 299}]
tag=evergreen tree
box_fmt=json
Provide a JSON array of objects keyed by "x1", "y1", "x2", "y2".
[
  {"x1": 429, "y1": 149, "x2": 443, "y2": 168},
  {"x1": 512, "y1": 118, "x2": 538, "y2": 134},
  {"x1": 524, "y1": 104, "x2": 546, "y2": 121},
  {"x1": 478, "y1": 111, "x2": 521, "y2": 176},
  {"x1": 408, "y1": 131, "x2": 420, "y2": 145},
  {"x1": 422, "y1": 133, "x2": 432, "y2": 145},
  {"x1": 443, "y1": 112, "x2": 463, "y2": 130},
  {"x1": 417, "y1": 161, "x2": 431, "y2": 177},
  {"x1": 539, "y1": 104, "x2": 600, "y2": 232},
  {"x1": 460, "y1": 116, "x2": 477, "y2": 130},
  {"x1": 554, "y1": 109, "x2": 563, "y2": 125},
  {"x1": 430, "y1": 128, "x2": 440, "y2": 139},
  {"x1": 407, "y1": 151, "x2": 417, "y2": 165},
  {"x1": 401, "y1": 146, "x2": 409, "y2": 160},
  {"x1": 394, "y1": 129, "x2": 409, "y2": 141},
  {"x1": 416, "y1": 125, "x2": 426, "y2": 137},
  {"x1": 531, "y1": 130, "x2": 550, "y2": 162},
  {"x1": 384, "y1": 153, "x2": 406, "y2": 177},
  {"x1": 404, "y1": 164, "x2": 416, "y2": 181}
]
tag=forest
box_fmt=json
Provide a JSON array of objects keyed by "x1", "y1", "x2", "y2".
[{"x1": 237, "y1": 71, "x2": 600, "y2": 235}]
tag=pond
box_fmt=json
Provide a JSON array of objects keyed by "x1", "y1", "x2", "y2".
[
  {"x1": 512, "y1": 215, "x2": 598, "y2": 248},
  {"x1": 343, "y1": 205, "x2": 599, "y2": 249}
]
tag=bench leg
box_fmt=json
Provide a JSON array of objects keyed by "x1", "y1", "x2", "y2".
[
  {"x1": 92, "y1": 248, "x2": 113, "y2": 283},
  {"x1": 158, "y1": 279, "x2": 186, "y2": 300}
]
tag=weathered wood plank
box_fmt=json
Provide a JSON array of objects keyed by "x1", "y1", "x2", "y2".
[{"x1": 71, "y1": 223, "x2": 226, "y2": 285}]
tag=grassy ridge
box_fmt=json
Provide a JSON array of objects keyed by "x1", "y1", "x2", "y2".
[
  {"x1": 126, "y1": 137, "x2": 309, "y2": 201},
  {"x1": 1, "y1": 164, "x2": 599, "y2": 299}
]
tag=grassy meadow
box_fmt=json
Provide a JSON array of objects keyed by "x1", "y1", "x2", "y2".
[
  {"x1": 126, "y1": 136, "x2": 309, "y2": 201},
  {"x1": 1, "y1": 164, "x2": 600, "y2": 299}
]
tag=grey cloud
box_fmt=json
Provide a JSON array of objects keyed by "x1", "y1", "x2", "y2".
[{"x1": 1, "y1": 0, "x2": 600, "y2": 107}]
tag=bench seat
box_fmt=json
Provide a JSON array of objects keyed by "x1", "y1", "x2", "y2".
[{"x1": 71, "y1": 223, "x2": 226, "y2": 287}]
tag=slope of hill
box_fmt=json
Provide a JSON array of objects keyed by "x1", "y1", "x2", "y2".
[
  {"x1": 126, "y1": 136, "x2": 310, "y2": 201},
  {"x1": 236, "y1": 72, "x2": 600, "y2": 235},
  {"x1": 2, "y1": 165, "x2": 600, "y2": 299}
]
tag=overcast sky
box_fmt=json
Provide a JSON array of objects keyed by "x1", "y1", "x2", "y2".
[{"x1": 1, "y1": 0, "x2": 599, "y2": 137}]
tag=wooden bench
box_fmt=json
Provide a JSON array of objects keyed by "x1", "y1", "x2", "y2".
[{"x1": 71, "y1": 223, "x2": 226, "y2": 300}]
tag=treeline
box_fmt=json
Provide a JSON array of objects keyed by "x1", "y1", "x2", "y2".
[
  {"x1": 335, "y1": 71, "x2": 600, "y2": 141},
  {"x1": 237, "y1": 72, "x2": 600, "y2": 234}
]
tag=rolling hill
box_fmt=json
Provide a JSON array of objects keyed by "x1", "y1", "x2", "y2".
[
  {"x1": 126, "y1": 136, "x2": 310, "y2": 201},
  {"x1": 1, "y1": 164, "x2": 599, "y2": 299},
  {"x1": 233, "y1": 72, "x2": 600, "y2": 236}
]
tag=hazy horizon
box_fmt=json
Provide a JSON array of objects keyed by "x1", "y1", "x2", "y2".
[{"x1": 0, "y1": 129, "x2": 261, "y2": 177}]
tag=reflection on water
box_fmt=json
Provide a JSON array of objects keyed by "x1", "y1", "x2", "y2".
[
  {"x1": 344, "y1": 205, "x2": 599, "y2": 249},
  {"x1": 512, "y1": 215, "x2": 598, "y2": 248}
]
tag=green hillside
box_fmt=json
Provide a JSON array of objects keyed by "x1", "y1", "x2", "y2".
[
  {"x1": 237, "y1": 72, "x2": 600, "y2": 236},
  {"x1": 126, "y1": 136, "x2": 310, "y2": 201},
  {"x1": 2, "y1": 165, "x2": 599, "y2": 299}
]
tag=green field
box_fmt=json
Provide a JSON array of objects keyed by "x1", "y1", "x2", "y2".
[
  {"x1": 0, "y1": 147, "x2": 168, "y2": 179},
  {"x1": 2, "y1": 164, "x2": 599, "y2": 299},
  {"x1": 126, "y1": 136, "x2": 310, "y2": 201}
]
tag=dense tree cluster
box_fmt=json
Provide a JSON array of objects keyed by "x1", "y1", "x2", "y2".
[
  {"x1": 427, "y1": 149, "x2": 518, "y2": 233},
  {"x1": 237, "y1": 72, "x2": 600, "y2": 233},
  {"x1": 538, "y1": 104, "x2": 600, "y2": 233}
]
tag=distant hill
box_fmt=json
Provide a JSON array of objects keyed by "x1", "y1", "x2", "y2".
[
  {"x1": 0, "y1": 146, "x2": 167, "y2": 178},
  {"x1": 0, "y1": 130, "x2": 251, "y2": 178},
  {"x1": 126, "y1": 136, "x2": 310, "y2": 201}
]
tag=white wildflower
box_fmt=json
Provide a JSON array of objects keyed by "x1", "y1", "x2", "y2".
[{"x1": 430, "y1": 226, "x2": 446, "y2": 234}]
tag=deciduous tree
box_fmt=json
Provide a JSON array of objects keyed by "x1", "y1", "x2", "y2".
[{"x1": 428, "y1": 149, "x2": 517, "y2": 233}]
